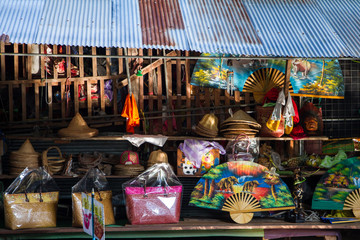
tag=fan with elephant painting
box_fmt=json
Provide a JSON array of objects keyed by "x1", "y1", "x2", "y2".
[{"x1": 189, "y1": 161, "x2": 295, "y2": 224}]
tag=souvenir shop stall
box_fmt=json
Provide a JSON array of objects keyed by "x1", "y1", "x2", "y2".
[{"x1": 1, "y1": 1, "x2": 360, "y2": 240}]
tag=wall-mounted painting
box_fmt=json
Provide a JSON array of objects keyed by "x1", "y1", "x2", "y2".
[{"x1": 191, "y1": 54, "x2": 344, "y2": 100}]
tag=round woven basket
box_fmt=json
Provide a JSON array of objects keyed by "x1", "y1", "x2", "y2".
[{"x1": 42, "y1": 146, "x2": 66, "y2": 175}]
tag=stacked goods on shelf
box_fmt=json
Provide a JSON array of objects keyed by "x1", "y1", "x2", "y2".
[
  {"x1": 113, "y1": 151, "x2": 144, "y2": 177},
  {"x1": 9, "y1": 139, "x2": 40, "y2": 175},
  {"x1": 195, "y1": 114, "x2": 219, "y2": 138},
  {"x1": 220, "y1": 110, "x2": 261, "y2": 138}
]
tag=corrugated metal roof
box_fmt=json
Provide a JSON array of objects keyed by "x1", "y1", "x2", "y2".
[
  {"x1": 36, "y1": 0, "x2": 112, "y2": 47},
  {"x1": 0, "y1": 0, "x2": 359, "y2": 57},
  {"x1": 315, "y1": 0, "x2": 360, "y2": 57}
]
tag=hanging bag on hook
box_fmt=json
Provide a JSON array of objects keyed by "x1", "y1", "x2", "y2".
[{"x1": 256, "y1": 89, "x2": 285, "y2": 138}]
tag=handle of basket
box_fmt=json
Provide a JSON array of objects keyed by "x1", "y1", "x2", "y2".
[
  {"x1": 232, "y1": 133, "x2": 251, "y2": 161},
  {"x1": 42, "y1": 146, "x2": 63, "y2": 175}
]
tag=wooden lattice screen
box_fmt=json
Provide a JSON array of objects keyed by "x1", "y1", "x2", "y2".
[{"x1": 0, "y1": 43, "x2": 255, "y2": 135}]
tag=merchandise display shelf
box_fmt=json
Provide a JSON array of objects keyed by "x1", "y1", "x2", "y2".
[{"x1": 0, "y1": 218, "x2": 357, "y2": 239}]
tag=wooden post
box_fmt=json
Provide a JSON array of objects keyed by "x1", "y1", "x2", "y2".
[
  {"x1": 113, "y1": 48, "x2": 123, "y2": 116},
  {"x1": 166, "y1": 52, "x2": 173, "y2": 135},
  {"x1": 138, "y1": 49, "x2": 144, "y2": 113},
  {"x1": 89, "y1": 47, "x2": 97, "y2": 116},
  {"x1": 77, "y1": 47, "x2": 84, "y2": 114},
  {"x1": 157, "y1": 65, "x2": 162, "y2": 133},
  {"x1": 148, "y1": 50, "x2": 154, "y2": 134},
  {"x1": 185, "y1": 51, "x2": 191, "y2": 132},
  {"x1": 0, "y1": 41, "x2": 5, "y2": 81},
  {"x1": 284, "y1": 60, "x2": 292, "y2": 96},
  {"x1": 176, "y1": 50, "x2": 182, "y2": 133}
]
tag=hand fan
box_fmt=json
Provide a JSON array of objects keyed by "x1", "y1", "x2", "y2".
[
  {"x1": 242, "y1": 68, "x2": 293, "y2": 103},
  {"x1": 312, "y1": 157, "x2": 360, "y2": 218},
  {"x1": 189, "y1": 161, "x2": 294, "y2": 223}
]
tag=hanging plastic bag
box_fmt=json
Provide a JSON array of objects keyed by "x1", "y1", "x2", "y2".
[
  {"x1": 72, "y1": 168, "x2": 115, "y2": 227},
  {"x1": 283, "y1": 92, "x2": 296, "y2": 135},
  {"x1": 266, "y1": 89, "x2": 286, "y2": 132},
  {"x1": 4, "y1": 167, "x2": 59, "y2": 230},
  {"x1": 123, "y1": 163, "x2": 182, "y2": 225},
  {"x1": 226, "y1": 134, "x2": 259, "y2": 162}
]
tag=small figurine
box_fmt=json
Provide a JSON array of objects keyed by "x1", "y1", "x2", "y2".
[{"x1": 285, "y1": 167, "x2": 306, "y2": 223}]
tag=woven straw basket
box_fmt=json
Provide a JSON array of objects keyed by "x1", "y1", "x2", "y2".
[{"x1": 42, "y1": 146, "x2": 66, "y2": 175}]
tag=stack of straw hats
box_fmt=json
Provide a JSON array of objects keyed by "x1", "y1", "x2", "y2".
[
  {"x1": 58, "y1": 113, "x2": 98, "y2": 138},
  {"x1": 195, "y1": 114, "x2": 219, "y2": 138},
  {"x1": 220, "y1": 110, "x2": 261, "y2": 138},
  {"x1": 147, "y1": 149, "x2": 168, "y2": 168},
  {"x1": 9, "y1": 139, "x2": 40, "y2": 175},
  {"x1": 113, "y1": 151, "x2": 144, "y2": 177}
]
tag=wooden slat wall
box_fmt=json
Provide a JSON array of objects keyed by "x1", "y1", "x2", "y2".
[{"x1": 0, "y1": 45, "x2": 256, "y2": 137}]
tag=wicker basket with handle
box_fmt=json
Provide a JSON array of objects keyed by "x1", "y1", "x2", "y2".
[{"x1": 42, "y1": 146, "x2": 66, "y2": 175}]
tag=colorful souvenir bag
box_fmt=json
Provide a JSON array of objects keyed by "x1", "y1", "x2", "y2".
[
  {"x1": 123, "y1": 163, "x2": 182, "y2": 225},
  {"x1": 4, "y1": 167, "x2": 59, "y2": 230},
  {"x1": 72, "y1": 168, "x2": 115, "y2": 227}
]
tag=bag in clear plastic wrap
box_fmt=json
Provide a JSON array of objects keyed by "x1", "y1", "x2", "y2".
[
  {"x1": 4, "y1": 167, "x2": 59, "y2": 230},
  {"x1": 72, "y1": 168, "x2": 115, "y2": 227},
  {"x1": 123, "y1": 163, "x2": 182, "y2": 225},
  {"x1": 226, "y1": 134, "x2": 259, "y2": 162}
]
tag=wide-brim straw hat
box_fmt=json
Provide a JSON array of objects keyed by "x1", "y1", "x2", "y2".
[
  {"x1": 58, "y1": 113, "x2": 98, "y2": 138},
  {"x1": 198, "y1": 114, "x2": 219, "y2": 132},
  {"x1": 221, "y1": 110, "x2": 261, "y2": 129}
]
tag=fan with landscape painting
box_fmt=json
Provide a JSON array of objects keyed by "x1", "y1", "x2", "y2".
[
  {"x1": 312, "y1": 157, "x2": 360, "y2": 218},
  {"x1": 189, "y1": 161, "x2": 295, "y2": 224}
]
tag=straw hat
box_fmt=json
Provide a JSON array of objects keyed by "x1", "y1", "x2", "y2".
[
  {"x1": 221, "y1": 110, "x2": 261, "y2": 129},
  {"x1": 58, "y1": 113, "x2": 98, "y2": 138},
  {"x1": 120, "y1": 151, "x2": 139, "y2": 165},
  {"x1": 10, "y1": 139, "x2": 40, "y2": 157},
  {"x1": 198, "y1": 114, "x2": 218, "y2": 132},
  {"x1": 9, "y1": 139, "x2": 40, "y2": 175},
  {"x1": 113, "y1": 164, "x2": 144, "y2": 177},
  {"x1": 147, "y1": 150, "x2": 168, "y2": 168},
  {"x1": 195, "y1": 114, "x2": 219, "y2": 137}
]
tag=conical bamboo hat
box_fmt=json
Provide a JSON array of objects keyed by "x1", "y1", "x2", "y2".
[
  {"x1": 11, "y1": 139, "x2": 40, "y2": 156},
  {"x1": 58, "y1": 113, "x2": 98, "y2": 138},
  {"x1": 221, "y1": 110, "x2": 261, "y2": 129}
]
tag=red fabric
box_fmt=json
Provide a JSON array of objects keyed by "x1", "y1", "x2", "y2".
[
  {"x1": 121, "y1": 94, "x2": 140, "y2": 133},
  {"x1": 290, "y1": 124, "x2": 306, "y2": 139},
  {"x1": 263, "y1": 88, "x2": 280, "y2": 104},
  {"x1": 291, "y1": 98, "x2": 300, "y2": 125}
]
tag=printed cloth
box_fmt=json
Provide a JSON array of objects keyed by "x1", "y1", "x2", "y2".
[{"x1": 179, "y1": 140, "x2": 225, "y2": 168}]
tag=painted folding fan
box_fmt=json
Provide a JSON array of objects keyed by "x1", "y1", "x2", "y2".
[
  {"x1": 312, "y1": 157, "x2": 360, "y2": 218},
  {"x1": 189, "y1": 161, "x2": 295, "y2": 224}
]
